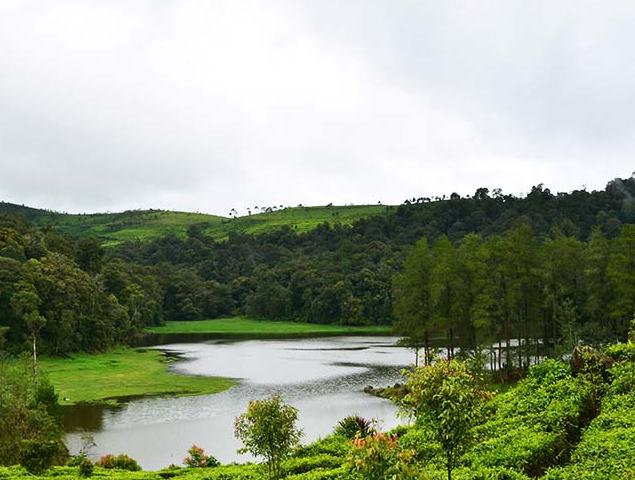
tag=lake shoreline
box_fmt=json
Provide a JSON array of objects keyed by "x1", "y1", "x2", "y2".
[
  {"x1": 144, "y1": 317, "x2": 393, "y2": 337},
  {"x1": 42, "y1": 318, "x2": 395, "y2": 405},
  {"x1": 41, "y1": 348, "x2": 237, "y2": 406}
]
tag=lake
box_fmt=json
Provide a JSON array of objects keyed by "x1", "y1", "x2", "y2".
[{"x1": 63, "y1": 336, "x2": 412, "y2": 469}]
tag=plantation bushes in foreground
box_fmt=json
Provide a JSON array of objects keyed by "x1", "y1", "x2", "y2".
[
  {"x1": 465, "y1": 360, "x2": 589, "y2": 477},
  {"x1": 543, "y1": 361, "x2": 635, "y2": 479}
]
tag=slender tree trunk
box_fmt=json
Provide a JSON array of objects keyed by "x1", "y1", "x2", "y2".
[
  {"x1": 32, "y1": 333, "x2": 38, "y2": 385},
  {"x1": 552, "y1": 297, "x2": 558, "y2": 356},
  {"x1": 517, "y1": 313, "x2": 522, "y2": 368},
  {"x1": 505, "y1": 319, "x2": 511, "y2": 372},
  {"x1": 524, "y1": 299, "x2": 531, "y2": 367},
  {"x1": 497, "y1": 339, "x2": 502, "y2": 371},
  {"x1": 424, "y1": 330, "x2": 430, "y2": 366}
]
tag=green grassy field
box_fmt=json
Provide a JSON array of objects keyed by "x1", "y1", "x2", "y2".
[
  {"x1": 145, "y1": 317, "x2": 393, "y2": 337},
  {"x1": 30, "y1": 210, "x2": 225, "y2": 246},
  {"x1": 1, "y1": 202, "x2": 392, "y2": 245},
  {"x1": 205, "y1": 205, "x2": 392, "y2": 240},
  {"x1": 40, "y1": 349, "x2": 236, "y2": 405}
]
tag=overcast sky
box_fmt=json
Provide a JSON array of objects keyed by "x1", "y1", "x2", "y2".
[{"x1": 1, "y1": 1, "x2": 634, "y2": 216}]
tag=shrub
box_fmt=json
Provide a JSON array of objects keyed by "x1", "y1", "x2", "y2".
[
  {"x1": 397, "y1": 426, "x2": 442, "y2": 465},
  {"x1": 78, "y1": 456, "x2": 94, "y2": 477},
  {"x1": 293, "y1": 434, "x2": 351, "y2": 458},
  {"x1": 18, "y1": 439, "x2": 69, "y2": 475},
  {"x1": 234, "y1": 395, "x2": 303, "y2": 480},
  {"x1": 536, "y1": 357, "x2": 635, "y2": 480},
  {"x1": 347, "y1": 432, "x2": 424, "y2": 480},
  {"x1": 0, "y1": 361, "x2": 68, "y2": 472},
  {"x1": 282, "y1": 454, "x2": 343, "y2": 475},
  {"x1": 400, "y1": 360, "x2": 492, "y2": 480},
  {"x1": 95, "y1": 453, "x2": 141, "y2": 471},
  {"x1": 183, "y1": 444, "x2": 219, "y2": 468},
  {"x1": 467, "y1": 359, "x2": 590, "y2": 476},
  {"x1": 605, "y1": 342, "x2": 635, "y2": 362},
  {"x1": 285, "y1": 466, "x2": 350, "y2": 480},
  {"x1": 608, "y1": 362, "x2": 635, "y2": 395},
  {"x1": 334, "y1": 416, "x2": 375, "y2": 439},
  {"x1": 69, "y1": 453, "x2": 94, "y2": 477}
]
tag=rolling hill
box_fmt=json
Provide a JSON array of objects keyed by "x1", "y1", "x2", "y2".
[{"x1": 0, "y1": 201, "x2": 391, "y2": 245}]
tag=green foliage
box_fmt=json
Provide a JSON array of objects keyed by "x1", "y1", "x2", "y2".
[
  {"x1": 68, "y1": 453, "x2": 94, "y2": 477},
  {"x1": 95, "y1": 454, "x2": 141, "y2": 471},
  {"x1": 397, "y1": 427, "x2": 443, "y2": 465},
  {"x1": 281, "y1": 454, "x2": 343, "y2": 476},
  {"x1": 146, "y1": 318, "x2": 389, "y2": 337},
  {"x1": 392, "y1": 222, "x2": 634, "y2": 369},
  {"x1": 334, "y1": 416, "x2": 375, "y2": 439},
  {"x1": 0, "y1": 203, "x2": 386, "y2": 246},
  {"x1": 183, "y1": 445, "x2": 219, "y2": 468},
  {"x1": 3, "y1": 178, "x2": 635, "y2": 356},
  {"x1": 19, "y1": 440, "x2": 68, "y2": 475},
  {"x1": 401, "y1": 360, "x2": 492, "y2": 480},
  {"x1": 605, "y1": 341, "x2": 635, "y2": 362},
  {"x1": 234, "y1": 395, "x2": 303, "y2": 479},
  {"x1": 542, "y1": 360, "x2": 635, "y2": 479},
  {"x1": 2, "y1": 354, "x2": 635, "y2": 480},
  {"x1": 347, "y1": 432, "x2": 425, "y2": 480},
  {"x1": 0, "y1": 359, "x2": 68, "y2": 472},
  {"x1": 468, "y1": 360, "x2": 588, "y2": 476},
  {"x1": 293, "y1": 434, "x2": 351, "y2": 459},
  {"x1": 78, "y1": 458, "x2": 94, "y2": 478},
  {"x1": 607, "y1": 361, "x2": 635, "y2": 395},
  {"x1": 39, "y1": 348, "x2": 235, "y2": 405}
]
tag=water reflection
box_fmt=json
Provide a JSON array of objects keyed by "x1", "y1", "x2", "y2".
[{"x1": 64, "y1": 336, "x2": 411, "y2": 469}]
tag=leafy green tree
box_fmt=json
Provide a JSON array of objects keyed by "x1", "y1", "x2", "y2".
[
  {"x1": 501, "y1": 225, "x2": 541, "y2": 368},
  {"x1": 454, "y1": 233, "x2": 486, "y2": 351},
  {"x1": 392, "y1": 238, "x2": 433, "y2": 366},
  {"x1": 400, "y1": 360, "x2": 492, "y2": 480},
  {"x1": 74, "y1": 237, "x2": 104, "y2": 274},
  {"x1": 10, "y1": 279, "x2": 45, "y2": 380},
  {"x1": 540, "y1": 233, "x2": 585, "y2": 355},
  {"x1": 429, "y1": 236, "x2": 460, "y2": 358},
  {"x1": 0, "y1": 359, "x2": 68, "y2": 472},
  {"x1": 234, "y1": 395, "x2": 303, "y2": 479},
  {"x1": 606, "y1": 225, "x2": 635, "y2": 337}
]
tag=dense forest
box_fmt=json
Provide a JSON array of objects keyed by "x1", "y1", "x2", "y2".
[{"x1": 0, "y1": 177, "x2": 634, "y2": 355}]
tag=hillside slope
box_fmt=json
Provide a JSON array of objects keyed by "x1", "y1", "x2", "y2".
[{"x1": 0, "y1": 202, "x2": 390, "y2": 245}]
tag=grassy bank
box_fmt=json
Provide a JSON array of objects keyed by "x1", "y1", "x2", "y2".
[
  {"x1": 40, "y1": 349, "x2": 235, "y2": 405},
  {"x1": 145, "y1": 317, "x2": 393, "y2": 337}
]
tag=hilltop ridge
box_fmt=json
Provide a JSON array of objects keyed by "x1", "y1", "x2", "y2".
[{"x1": 0, "y1": 201, "x2": 390, "y2": 245}]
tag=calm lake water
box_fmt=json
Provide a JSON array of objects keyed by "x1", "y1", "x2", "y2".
[{"x1": 63, "y1": 336, "x2": 412, "y2": 469}]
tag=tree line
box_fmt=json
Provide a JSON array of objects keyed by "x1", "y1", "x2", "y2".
[
  {"x1": 392, "y1": 225, "x2": 635, "y2": 369},
  {"x1": 0, "y1": 177, "x2": 634, "y2": 355}
]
